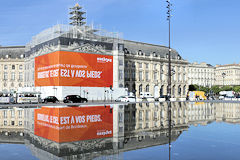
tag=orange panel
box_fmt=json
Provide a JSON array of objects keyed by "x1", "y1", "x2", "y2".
[
  {"x1": 34, "y1": 106, "x2": 113, "y2": 143},
  {"x1": 35, "y1": 51, "x2": 113, "y2": 87}
]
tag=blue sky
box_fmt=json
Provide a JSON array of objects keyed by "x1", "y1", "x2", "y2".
[{"x1": 0, "y1": 0, "x2": 239, "y2": 66}]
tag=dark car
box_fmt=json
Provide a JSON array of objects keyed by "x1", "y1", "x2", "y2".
[
  {"x1": 63, "y1": 95, "x2": 88, "y2": 103},
  {"x1": 43, "y1": 96, "x2": 59, "y2": 103}
]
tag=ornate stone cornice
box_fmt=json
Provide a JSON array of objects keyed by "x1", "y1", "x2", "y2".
[{"x1": 70, "y1": 43, "x2": 106, "y2": 54}]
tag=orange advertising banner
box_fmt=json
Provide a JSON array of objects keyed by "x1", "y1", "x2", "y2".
[
  {"x1": 34, "y1": 51, "x2": 113, "y2": 87},
  {"x1": 34, "y1": 106, "x2": 113, "y2": 143}
]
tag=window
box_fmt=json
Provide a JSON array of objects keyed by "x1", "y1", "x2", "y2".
[
  {"x1": 132, "y1": 62, "x2": 135, "y2": 68},
  {"x1": 4, "y1": 72, "x2": 8, "y2": 80},
  {"x1": 3, "y1": 110, "x2": 7, "y2": 118},
  {"x1": 125, "y1": 61, "x2": 128, "y2": 68},
  {"x1": 19, "y1": 121, "x2": 22, "y2": 126},
  {"x1": 139, "y1": 71, "x2": 143, "y2": 81},
  {"x1": 11, "y1": 110, "x2": 15, "y2": 118},
  {"x1": 139, "y1": 85, "x2": 142, "y2": 95},
  {"x1": 146, "y1": 111, "x2": 149, "y2": 120},
  {"x1": 139, "y1": 111, "x2": 143, "y2": 121},
  {"x1": 119, "y1": 70, "x2": 123, "y2": 80},
  {"x1": 132, "y1": 70, "x2": 135, "y2": 80},
  {"x1": 146, "y1": 85, "x2": 149, "y2": 92},
  {"x1": 11, "y1": 121, "x2": 15, "y2": 126},
  {"x1": 154, "y1": 112, "x2": 158, "y2": 119},
  {"x1": 139, "y1": 63, "x2": 142, "y2": 69},
  {"x1": 4, "y1": 65, "x2": 8, "y2": 70},
  {"x1": 146, "y1": 63, "x2": 149, "y2": 69},
  {"x1": 178, "y1": 85, "x2": 181, "y2": 95},
  {"x1": 119, "y1": 113, "x2": 123, "y2": 123},
  {"x1": 11, "y1": 72, "x2": 15, "y2": 80},
  {"x1": 12, "y1": 65, "x2": 15, "y2": 70},
  {"x1": 19, "y1": 65, "x2": 23, "y2": 70},
  {"x1": 4, "y1": 121, "x2": 7, "y2": 126},
  {"x1": 119, "y1": 60, "x2": 123, "y2": 66},
  {"x1": 125, "y1": 71, "x2": 128, "y2": 79},
  {"x1": 146, "y1": 71, "x2": 149, "y2": 81},
  {"x1": 160, "y1": 73, "x2": 163, "y2": 81},
  {"x1": 154, "y1": 64, "x2": 157, "y2": 70},
  {"x1": 18, "y1": 110, "x2": 22, "y2": 118},
  {"x1": 19, "y1": 72, "x2": 23, "y2": 80}
]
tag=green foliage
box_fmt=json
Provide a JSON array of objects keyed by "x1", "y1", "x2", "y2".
[
  {"x1": 233, "y1": 86, "x2": 240, "y2": 93},
  {"x1": 210, "y1": 86, "x2": 221, "y2": 94},
  {"x1": 189, "y1": 85, "x2": 198, "y2": 91},
  {"x1": 221, "y1": 86, "x2": 232, "y2": 91}
]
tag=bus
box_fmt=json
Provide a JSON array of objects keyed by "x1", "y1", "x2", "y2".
[{"x1": 16, "y1": 92, "x2": 42, "y2": 104}]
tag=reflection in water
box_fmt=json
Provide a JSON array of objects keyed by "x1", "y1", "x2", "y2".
[{"x1": 0, "y1": 102, "x2": 239, "y2": 159}]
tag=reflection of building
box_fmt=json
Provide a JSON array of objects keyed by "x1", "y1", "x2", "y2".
[
  {"x1": 0, "y1": 107, "x2": 24, "y2": 130},
  {"x1": 24, "y1": 104, "x2": 124, "y2": 159},
  {"x1": 0, "y1": 46, "x2": 25, "y2": 92},
  {"x1": 0, "y1": 107, "x2": 24, "y2": 143},
  {"x1": 215, "y1": 64, "x2": 240, "y2": 86},
  {"x1": 123, "y1": 103, "x2": 188, "y2": 149},
  {"x1": 215, "y1": 103, "x2": 240, "y2": 123},
  {"x1": 124, "y1": 41, "x2": 189, "y2": 98},
  {"x1": 188, "y1": 62, "x2": 215, "y2": 87},
  {"x1": 0, "y1": 102, "x2": 240, "y2": 159},
  {"x1": 188, "y1": 102, "x2": 215, "y2": 126}
]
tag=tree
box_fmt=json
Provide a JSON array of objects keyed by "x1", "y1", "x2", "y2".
[
  {"x1": 189, "y1": 85, "x2": 197, "y2": 91},
  {"x1": 211, "y1": 86, "x2": 221, "y2": 94},
  {"x1": 233, "y1": 86, "x2": 240, "y2": 93},
  {"x1": 221, "y1": 86, "x2": 232, "y2": 91}
]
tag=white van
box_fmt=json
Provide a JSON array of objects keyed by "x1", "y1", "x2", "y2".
[{"x1": 140, "y1": 92, "x2": 155, "y2": 102}]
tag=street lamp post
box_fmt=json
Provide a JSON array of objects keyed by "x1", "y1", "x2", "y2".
[
  {"x1": 166, "y1": 0, "x2": 173, "y2": 101},
  {"x1": 222, "y1": 72, "x2": 226, "y2": 87},
  {"x1": 166, "y1": 1, "x2": 173, "y2": 160}
]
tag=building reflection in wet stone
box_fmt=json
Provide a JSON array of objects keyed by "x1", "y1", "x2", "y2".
[{"x1": 0, "y1": 102, "x2": 240, "y2": 159}]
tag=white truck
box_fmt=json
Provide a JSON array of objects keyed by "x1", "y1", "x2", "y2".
[{"x1": 219, "y1": 91, "x2": 235, "y2": 100}]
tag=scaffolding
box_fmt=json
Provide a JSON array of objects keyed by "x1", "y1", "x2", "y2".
[{"x1": 26, "y1": 24, "x2": 123, "y2": 49}]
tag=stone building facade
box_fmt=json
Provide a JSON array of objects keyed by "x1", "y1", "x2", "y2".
[
  {"x1": 188, "y1": 62, "x2": 215, "y2": 87},
  {"x1": 123, "y1": 40, "x2": 189, "y2": 98},
  {"x1": 0, "y1": 46, "x2": 25, "y2": 92},
  {"x1": 215, "y1": 64, "x2": 240, "y2": 86}
]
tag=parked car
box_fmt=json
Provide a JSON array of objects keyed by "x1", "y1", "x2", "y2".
[
  {"x1": 116, "y1": 96, "x2": 136, "y2": 102},
  {"x1": 63, "y1": 95, "x2": 88, "y2": 103},
  {"x1": 158, "y1": 95, "x2": 168, "y2": 101},
  {"x1": 43, "y1": 96, "x2": 59, "y2": 103}
]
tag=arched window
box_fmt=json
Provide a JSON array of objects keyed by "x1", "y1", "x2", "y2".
[
  {"x1": 139, "y1": 84, "x2": 142, "y2": 95},
  {"x1": 132, "y1": 84, "x2": 136, "y2": 93},
  {"x1": 178, "y1": 85, "x2": 181, "y2": 95},
  {"x1": 146, "y1": 85, "x2": 149, "y2": 92},
  {"x1": 172, "y1": 85, "x2": 175, "y2": 97},
  {"x1": 160, "y1": 85, "x2": 164, "y2": 96},
  {"x1": 183, "y1": 85, "x2": 186, "y2": 95}
]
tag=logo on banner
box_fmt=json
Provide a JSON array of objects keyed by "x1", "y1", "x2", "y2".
[{"x1": 97, "y1": 57, "x2": 112, "y2": 63}]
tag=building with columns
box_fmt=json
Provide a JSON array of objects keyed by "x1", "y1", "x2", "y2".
[
  {"x1": 123, "y1": 40, "x2": 189, "y2": 98},
  {"x1": 188, "y1": 62, "x2": 215, "y2": 87}
]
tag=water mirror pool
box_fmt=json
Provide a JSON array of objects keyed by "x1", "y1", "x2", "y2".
[{"x1": 0, "y1": 102, "x2": 240, "y2": 160}]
